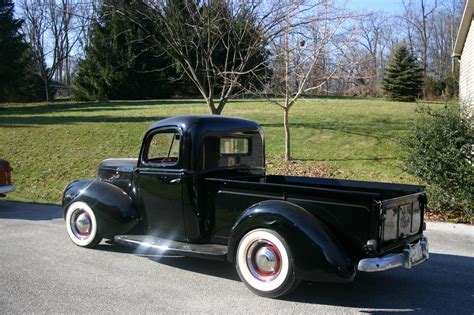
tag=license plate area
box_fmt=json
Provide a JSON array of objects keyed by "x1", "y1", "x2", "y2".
[
  {"x1": 410, "y1": 243, "x2": 423, "y2": 262},
  {"x1": 403, "y1": 237, "x2": 429, "y2": 268}
]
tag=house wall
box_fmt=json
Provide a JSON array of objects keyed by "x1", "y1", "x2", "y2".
[{"x1": 460, "y1": 18, "x2": 474, "y2": 117}]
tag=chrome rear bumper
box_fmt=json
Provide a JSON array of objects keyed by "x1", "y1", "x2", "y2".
[{"x1": 358, "y1": 236, "x2": 429, "y2": 272}]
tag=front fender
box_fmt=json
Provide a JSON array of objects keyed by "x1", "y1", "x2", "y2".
[
  {"x1": 227, "y1": 200, "x2": 355, "y2": 283},
  {"x1": 62, "y1": 179, "x2": 138, "y2": 238}
]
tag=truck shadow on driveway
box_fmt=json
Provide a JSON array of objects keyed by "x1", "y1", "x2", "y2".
[
  {"x1": 173, "y1": 252, "x2": 472, "y2": 313},
  {"x1": 152, "y1": 255, "x2": 240, "y2": 281},
  {"x1": 98, "y1": 242, "x2": 241, "y2": 281},
  {"x1": 286, "y1": 253, "x2": 473, "y2": 313},
  {"x1": 103, "y1": 241, "x2": 473, "y2": 313}
]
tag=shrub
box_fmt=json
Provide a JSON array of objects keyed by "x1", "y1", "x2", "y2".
[
  {"x1": 422, "y1": 76, "x2": 444, "y2": 100},
  {"x1": 422, "y1": 72, "x2": 459, "y2": 101},
  {"x1": 401, "y1": 103, "x2": 473, "y2": 221},
  {"x1": 442, "y1": 70, "x2": 459, "y2": 100}
]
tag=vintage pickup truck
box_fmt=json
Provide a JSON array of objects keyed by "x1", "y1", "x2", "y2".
[{"x1": 63, "y1": 115, "x2": 429, "y2": 298}]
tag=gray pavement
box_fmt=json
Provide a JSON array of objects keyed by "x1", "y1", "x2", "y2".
[{"x1": 0, "y1": 200, "x2": 473, "y2": 314}]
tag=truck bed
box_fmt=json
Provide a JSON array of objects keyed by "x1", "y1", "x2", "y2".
[{"x1": 205, "y1": 175, "x2": 426, "y2": 259}]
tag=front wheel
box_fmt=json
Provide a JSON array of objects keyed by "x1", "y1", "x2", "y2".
[
  {"x1": 235, "y1": 228, "x2": 300, "y2": 298},
  {"x1": 65, "y1": 201, "x2": 102, "y2": 248}
]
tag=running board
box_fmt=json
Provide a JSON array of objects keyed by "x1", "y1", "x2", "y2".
[{"x1": 114, "y1": 235, "x2": 227, "y2": 261}]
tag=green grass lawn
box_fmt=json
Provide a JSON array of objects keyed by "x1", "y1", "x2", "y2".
[{"x1": 0, "y1": 98, "x2": 442, "y2": 204}]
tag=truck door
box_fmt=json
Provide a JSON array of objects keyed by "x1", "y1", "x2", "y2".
[{"x1": 135, "y1": 128, "x2": 186, "y2": 241}]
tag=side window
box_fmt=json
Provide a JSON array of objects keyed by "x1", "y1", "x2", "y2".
[{"x1": 146, "y1": 131, "x2": 180, "y2": 165}]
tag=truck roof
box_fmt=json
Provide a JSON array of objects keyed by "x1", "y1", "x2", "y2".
[{"x1": 148, "y1": 115, "x2": 262, "y2": 134}]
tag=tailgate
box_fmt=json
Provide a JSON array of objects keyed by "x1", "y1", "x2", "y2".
[{"x1": 380, "y1": 192, "x2": 426, "y2": 249}]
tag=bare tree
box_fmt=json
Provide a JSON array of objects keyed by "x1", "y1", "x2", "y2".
[
  {"x1": 428, "y1": 0, "x2": 463, "y2": 78},
  {"x1": 126, "y1": 0, "x2": 290, "y2": 115},
  {"x1": 20, "y1": 0, "x2": 84, "y2": 100},
  {"x1": 75, "y1": 0, "x2": 100, "y2": 57},
  {"x1": 401, "y1": 0, "x2": 438, "y2": 76},
  {"x1": 332, "y1": 11, "x2": 389, "y2": 96},
  {"x1": 252, "y1": 0, "x2": 350, "y2": 160},
  {"x1": 357, "y1": 12, "x2": 390, "y2": 94}
]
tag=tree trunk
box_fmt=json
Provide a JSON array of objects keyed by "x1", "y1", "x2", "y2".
[
  {"x1": 208, "y1": 98, "x2": 225, "y2": 115},
  {"x1": 207, "y1": 97, "x2": 216, "y2": 115},
  {"x1": 214, "y1": 107, "x2": 223, "y2": 115},
  {"x1": 283, "y1": 108, "x2": 291, "y2": 161},
  {"x1": 44, "y1": 80, "x2": 49, "y2": 102}
]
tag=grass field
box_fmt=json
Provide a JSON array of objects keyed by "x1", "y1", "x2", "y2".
[{"x1": 0, "y1": 97, "x2": 442, "y2": 205}]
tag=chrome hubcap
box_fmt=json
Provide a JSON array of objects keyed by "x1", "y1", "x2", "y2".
[
  {"x1": 70, "y1": 209, "x2": 92, "y2": 239},
  {"x1": 246, "y1": 240, "x2": 282, "y2": 282},
  {"x1": 255, "y1": 247, "x2": 278, "y2": 273},
  {"x1": 75, "y1": 212, "x2": 91, "y2": 235}
]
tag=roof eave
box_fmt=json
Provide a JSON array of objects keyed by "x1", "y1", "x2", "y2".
[{"x1": 453, "y1": 0, "x2": 474, "y2": 57}]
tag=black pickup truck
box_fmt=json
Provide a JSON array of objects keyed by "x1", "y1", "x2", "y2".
[{"x1": 63, "y1": 115, "x2": 429, "y2": 298}]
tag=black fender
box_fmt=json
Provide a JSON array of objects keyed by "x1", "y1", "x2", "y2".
[
  {"x1": 62, "y1": 179, "x2": 138, "y2": 238},
  {"x1": 227, "y1": 200, "x2": 355, "y2": 283}
]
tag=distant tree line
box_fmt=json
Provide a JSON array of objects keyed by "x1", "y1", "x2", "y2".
[{"x1": 0, "y1": 0, "x2": 465, "y2": 103}]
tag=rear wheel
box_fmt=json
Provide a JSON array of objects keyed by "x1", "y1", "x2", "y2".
[
  {"x1": 235, "y1": 228, "x2": 300, "y2": 298},
  {"x1": 65, "y1": 201, "x2": 102, "y2": 248}
]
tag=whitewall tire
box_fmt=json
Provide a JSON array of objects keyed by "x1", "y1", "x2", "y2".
[
  {"x1": 235, "y1": 228, "x2": 300, "y2": 298},
  {"x1": 65, "y1": 201, "x2": 102, "y2": 248}
]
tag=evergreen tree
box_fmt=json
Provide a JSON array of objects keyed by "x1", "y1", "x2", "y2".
[
  {"x1": 74, "y1": 0, "x2": 180, "y2": 100},
  {"x1": 383, "y1": 45, "x2": 423, "y2": 102},
  {"x1": 0, "y1": 0, "x2": 24, "y2": 101},
  {"x1": 14, "y1": 50, "x2": 46, "y2": 102},
  {"x1": 0, "y1": 0, "x2": 42, "y2": 102}
]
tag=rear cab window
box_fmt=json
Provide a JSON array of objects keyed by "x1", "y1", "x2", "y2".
[{"x1": 220, "y1": 138, "x2": 250, "y2": 155}]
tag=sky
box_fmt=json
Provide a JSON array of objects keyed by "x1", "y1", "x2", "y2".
[{"x1": 343, "y1": 0, "x2": 405, "y2": 14}]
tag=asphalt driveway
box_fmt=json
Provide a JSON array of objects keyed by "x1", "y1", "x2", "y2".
[{"x1": 0, "y1": 201, "x2": 472, "y2": 313}]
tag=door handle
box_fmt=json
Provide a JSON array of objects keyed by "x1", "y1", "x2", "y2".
[{"x1": 169, "y1": 178, "x2": 181, "y2": 184}]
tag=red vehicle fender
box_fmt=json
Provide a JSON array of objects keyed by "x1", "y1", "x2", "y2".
[{"x1": 0, "y1": 159, "x2": 12, "y2": 186}]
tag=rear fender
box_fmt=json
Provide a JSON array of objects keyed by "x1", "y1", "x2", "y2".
[
  {"x1": 62, "y1": 179, "x2": 138, "y2": 238},
  {"x1": 227, "y1": 200, "x2": 355, "y2": 282}
]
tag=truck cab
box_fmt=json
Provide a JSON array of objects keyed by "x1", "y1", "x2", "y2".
[{"x1": 62, "y1": 115, "x2": 429, "y2": 298}]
